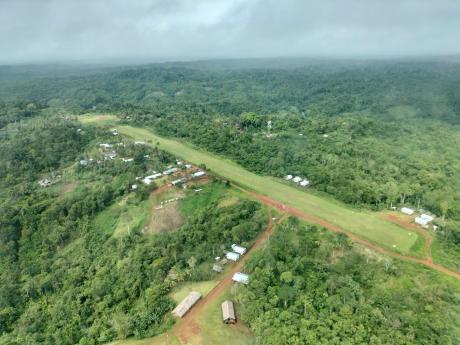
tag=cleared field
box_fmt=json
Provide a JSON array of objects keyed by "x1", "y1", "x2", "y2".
[
  {"x1": 170, "y1": 281, "x2": 219, "y2": 304},
  {"x1": 116, "y1": 125, "x2": 420, "y2": 254}
]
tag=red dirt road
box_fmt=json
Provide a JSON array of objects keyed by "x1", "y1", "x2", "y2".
[
  {"x1": 235, "y1": 185, "x2": 460, "y2": 280},
  {"x1": 173, "y1": 211, "x2": 276, "y2": 344},
  {"x1": 385, "y1": 214, "x2": 433, "y2": 263}
]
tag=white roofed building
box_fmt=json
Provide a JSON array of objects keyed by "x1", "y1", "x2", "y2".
[
  {"x1": 285, "y1": 175, "x2": 293, "y2": 181},
  {"x1": 401, "y1": 207, "x2": 414, "y2": 215},
  {"x1": 172, "y1": 291, "x2": 201, "y2": 318},
  {"x1": 299, "y1": 179, "x2": 310, "y2": 187},
  {"x1": 232, "y1": 272, "x2": 249, "y2": 285},
  {"x1": 226, "y1": 252, "x2": 240, "y2": 262},
  {"x1": 231, "y1": 244, "x2": 247, "y2": 256},
  {"x1": 292, "y1": 176, "x2": 302, "y2": 183}
]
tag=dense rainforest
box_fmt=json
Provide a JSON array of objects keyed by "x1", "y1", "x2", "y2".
[
  {"x1": 5, "y1": 58, "x2": 458, "y2": 263},
  {"x1": 238, "y1": 218, "x2": 460, "y2": 344},
  {"x1": 0, "y1": 115, "x2": 266, "y2": 344},
  {"x1": 1, "y1": 58, "x2": 460, "y2": 344}
]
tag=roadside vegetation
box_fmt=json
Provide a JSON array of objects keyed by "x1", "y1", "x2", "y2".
[
  {"x1": 237, "y1": 218, "x2": 460, "y2": 344},
  {"x1": 2, "y1": 59, "x2": 460, "y2": 344}
]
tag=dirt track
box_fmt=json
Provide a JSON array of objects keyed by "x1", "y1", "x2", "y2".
[
  {"x1": 236, "y1": 185, "x2": 460, "y2": 280},
  {"x1": 173, "y1": 211, "x2": 275, "y2": 344}
]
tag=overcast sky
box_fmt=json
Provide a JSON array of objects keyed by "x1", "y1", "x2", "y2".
[{"x1": 1, "y1": 0, "x2": 460, "y2": 63}]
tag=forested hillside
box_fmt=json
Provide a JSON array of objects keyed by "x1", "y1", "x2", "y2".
[
  {"x1": 1, "y1": 59, "x2": 460, "y2": 344},
  {"x1": 0, "y1": 113, "x2": 267, "y2": 344},
  {"x1": 238, "y1": 218, "x2": 460, "y2": 344}
]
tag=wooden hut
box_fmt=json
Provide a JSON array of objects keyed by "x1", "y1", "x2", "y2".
[
  {"x1": 172, "y1": 291, "x2": 201, "y2": 318},
  {"x1": 221, "y1": 300, "x2": 236, "y2": 324}
]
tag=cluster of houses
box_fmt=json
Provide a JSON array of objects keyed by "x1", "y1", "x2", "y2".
[
  {"x1": 225, "y1": 244, "x2": 247, "y2": 262},
  {"x1": 285, "y1": 174, "x2": 310, "y2": 187},
  {"x1": 401, "y1": 207, "x2": 435, "y2": 228},
  {"x1": 171, "y1": 291, "x2": 238, "y2": 324}
]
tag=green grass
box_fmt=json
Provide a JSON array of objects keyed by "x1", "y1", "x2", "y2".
[
  {"x1": 431, "y1": 237, "x2": 460, "y2": 272},
  {"x1": 112, "y1": 125, "x2": 420, "y2": 255},
  {"x1": 94, "y1": 194, "x2": 150, "y2": 236},
  {"x1": 169, "y1": 281, "x2": 219, "y2": 303},
  {"x1": 189, "y1": 288, "x2": 254, "y2": 345},
  {"x1": 180, "y1": 183, "x2": 229, "y2": 217}
]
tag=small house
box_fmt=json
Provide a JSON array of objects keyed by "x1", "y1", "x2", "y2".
[
  {"x1": 213, "y1": 263, "x2": 223, "y2": 273},
  {"x1": 122, "y1": 158, "x2": 134, "y2": 162},
  {"x1": 292, "y1": 176, "x2": 302, "y2": 183},
  {"x1": 172, "y1": 178, "x2": 185, "y2": 186},
  {"x1": 172, "y1": 291, "x2": 201, "y2": 318},
  {"x1": 231, "y1": 244, "x2": 247, "y2": 256},
  {"x1": 99, "y1": 143, "x2": 112, "y2": 149},
  {"x1": 191, "y1": 171, "x2": 206, "y2": 179},
  {"x1": 299, "y1": 179, "x2": 310, "y2": 187},
  {"x1": 226, "y1": 252, "x2": 240, "y2": 262},
  {"x1": 285, "y1": 175, "x2": 293, "y2": 181},
  {"x1": 420, "y1": 213, "x2": 434, "y2": 222},
  {"x1": 185, "y1": 164, "x2": 192, "y2": 169},
  {"x1": 134, "y1": 141, "x2": 145, "y2": 145},
  {"x1": 221, "y1": 300, "x2": 236, "y2": 324},
  {"x1": 163, "y1": 167, "x2": 179, "y2": 175},
  {"x1": 80, "y1": 159, "x2": 89, "y2": 166},
  {"x1": 401, "y1": 207, "x2": 414, "y2": 215},
  {"x1": 415, "y1": 213, "x2": 434, "y2": 227},
  {"x1": 232, "y1": 272, "x2": 249, "y2": 285}
]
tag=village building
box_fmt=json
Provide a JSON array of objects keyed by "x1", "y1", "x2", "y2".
[
  {"x1": 80, "y1": 159, "x2": 89, "y2": 166},
  {"x1": 292, "y1": 176, "x2": 302, "y2": 183},
  {"x1": 226, "y1": 252, "x2": 240, "y2": 262},
  {"x1": 134, "y1": 141, "x2": 145, "y2": 145},
  {"x1": 99, "y1": 143, "x2": 113, "y2": 149},
  {"x1": 172, "y1": 178, "x2": 185, "y2": 186},
  {"x1": 221, "y1": 300, "x2": 236, "y2": 324},
  {"x1": 163, "y1": 167, "x2": 179, "y2": 175},
  {"x1": 401, "y1": 207, "x2": 414, "y2": 215},
  {"x1": 299, "y1": 179, "x2": 310, "y2": 187},
  {"x1": 231, "y1": 244, "x2": 247, "y2": 256},
  {"x1": 213, "y1": 263, "x2": 224, "y2": 272},
  {"x1": 171, "y1": 291, "x2": 202, "y2": 318},
  {"x1": 122, "y1": 158, "x2": 134, "y2": 162},
  {"x1": 285, "y1": 174, "x2": 293, "y2": 180},
  {"x1": 415, "y1": 213, "x2": 434, "y2": 227},
  {"x1": 191, "y1": 171, "x2": 206, "y2": 179},
  {"x1": 38, "y1": 179, "x2": 52, "y2": 187},
  {"x1": 232, "y1": 272, "x2": 249, "y2": 285},
  {"x1": 185, "y1": 164, "x2": 192, "y2": 169}
]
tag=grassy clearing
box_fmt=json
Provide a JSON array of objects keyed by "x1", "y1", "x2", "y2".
[
  {"x1": 79, "y1": 114, "x2": 119, "y2": 125},
  {"x1": 94, "y1": 194, "x2": 150, "y2": 236},
  {"x1": 180, "y1": 183, "x2": 229, "y2": 217},
  {"x1": 170, "y1": 281, "x2": 219, "y2": 303},
  {"x1": 106, "y1": 333, "x2": 180, "y2": 345},
  {"x1": 113, "y1": 125, "x2": 420, "y2": 255},
  {"x1": 187, "y1": 287, "x2": 254, "y2": 345}
]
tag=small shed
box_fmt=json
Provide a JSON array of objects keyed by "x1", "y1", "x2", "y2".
[
  {"x1": 232, "y1": 272, "x2": 249, "y2": 285},
  {"x1": 221, "y1": 300, "x2": 236, "y2": 324},
  {"x1": 231, "y1": 244, "x2": 247, "y2": 256},
  {"x1": 192, "y1": 171, "x2": 206, "y2": 178},
  {"x1": 226, "y1": 252, "x2": 240, "y2": 262},
  {"x1": 172, "y1": 291, "x2": 201, "y2": 318},
  {"x1": 213, "y1": 263, "x2": 223, "y2": 272},
  {"x1": 292, "y1": 176, "x2": 302, "y2": 183},
  {"x1": 299, "y1": 179, "x2": 310, "y2": 187},
  {"x1": 285, "y1": 175, "x2": 293, "y2": 181},
  {"x1": 401, "y1": 207, "x2": 414, "y2": 215}
]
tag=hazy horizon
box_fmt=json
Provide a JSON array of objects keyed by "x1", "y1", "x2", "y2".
[{"x1": 1, "y1": 0, "x2": 460, "y2": 64}]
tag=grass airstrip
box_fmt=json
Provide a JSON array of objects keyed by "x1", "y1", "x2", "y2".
[{"x1": 80, "y1": 115, "x2": 421, "y2": 255}]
